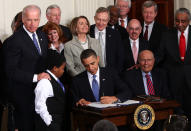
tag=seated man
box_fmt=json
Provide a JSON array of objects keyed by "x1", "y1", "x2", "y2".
[
  {"x1": 122, "y1": 50, "x2": 170, "y2": 99},
  {"x1": 34, "y1": 50, "x2": 67, "y2": 131},
  {"x1": 71, "y1": 49, "x2": 132, "y2": 106}
]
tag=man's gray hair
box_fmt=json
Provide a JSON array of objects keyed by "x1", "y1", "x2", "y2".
[
  {"x1": 46, "y1": 4, "x2": 61, "y2": 15},
  {"x1": 115, "y1": 0, "x2": 131, "y2": 8},
  {"x1": 22, "y1": 5, "x2": 41, "y2": 18},
  {"x1": 95, "y1": 7, "x2": 110, "y2": 18},
  {"x1": 175, "y1": 8, "x2": 191, "y2": 20},
  {"x1": 142, "y1": 0, "x2": 158, "y2": 12}
]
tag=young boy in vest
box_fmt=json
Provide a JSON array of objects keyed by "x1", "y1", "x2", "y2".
[{"x1": 35, "y1": 50, "x2": 66, "y2": 131}]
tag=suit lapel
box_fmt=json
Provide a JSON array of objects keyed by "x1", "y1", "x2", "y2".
[
  {"x1": 99, "y1": 68, "x2": 106, "y2": 98},
  {"x1": 151, "y1": 70, "x2": 160, "y2": 96},
  {"x1": 21, "y1": 27, "x2": 40, "y2": 56},
  {"x1": 168, "y1": 29, "x2": 180, "y2": 62},
  {"x1": 149, "y1": 21, "x2": 157, "y2": 43},
  {"x1": 185, "y1": 26, "x2": 191, "y2": 63},
  {"x1": 83, "y1": 72, "x2": 97, "y2": 101},
  {"x1": 127, "y1": 38, "x2": 135, "y2": 64},
  {"x1": 105, "y1": 27, "x2": 112, "y2": 63},
  {"x1": 36, "y1": 30, "x2": 45, "y2": 55},
  {"x1": 137, "y1": 70, "x2": 146, "y2": 94}
]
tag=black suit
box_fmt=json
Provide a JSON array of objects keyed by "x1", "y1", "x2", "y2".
[
  {"x1": 39, "y1": 24, "x2": 72, "y2": 42},
  {"x1": 123, "y1": 36, "x2": 149, "y2": 70},
  {"x1": 156, "y1": 26, "x2": 191, "y2": 118},
  {"x1": 3, "y1": 26, "x2": 48, "y2": 131},
  {"x1": 141, "y1": 21, "x2": 167, "y2": 54},
  {"x1": 122, "y1": 68, "x2": 170, "y2": 99},
  {"x1": 71, "y1": 68, "x2": 132, "y2": 105},
  {"x1": 107, "y1": 23, "x2": 128, "y2": 40},
  {"x1": 90, "y1": 25, "x2": 125, "y2": 72}
]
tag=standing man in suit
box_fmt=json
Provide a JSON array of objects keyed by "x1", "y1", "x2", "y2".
[
  {"x1": 71, "y1": 49, "x2": 132, "y2": 106},
  {"x1": 107, "y1": 5, "x2": 128, "y2": 41},
  {"x1": 40, "y1": 4, "x2": 72, "y2": 42},
  {"x1": 123, "y1": 19, "x2": 149, "y2": 70},
  {"x1": 3, "y1": 5, "x2": 49, "y2": 131},
  {"x1": 90, "y1": 7, "x2": 124, "y2": 72},
  {"x1": 156, "y1": 8, "x2": 191, "y2": 120},
  {"x1": 122, "y1": 50, "x2": 170, "y2": 99},
  {"x1": 141, "y1": 0, "x2": 167, "y2": 54},
  {"x1": 115, "y1": 0, "x2": 131, "y2": 30}
]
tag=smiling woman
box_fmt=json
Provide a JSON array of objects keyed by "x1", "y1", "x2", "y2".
[
  {"x1": 43, "y1": 22, "x2": 67, "y2": 54},
  {"x1": 64, "y1": 16, "x2": 104, "y2": 77}
]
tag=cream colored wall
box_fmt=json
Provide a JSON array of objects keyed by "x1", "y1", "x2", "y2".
[{"x1": 0, "y1": 0, "x2": 114, "y2": 41}]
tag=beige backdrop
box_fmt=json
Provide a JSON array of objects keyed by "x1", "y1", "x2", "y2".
[{"x1": 0, "y1": 0, "x2": 114, "y2": 41}]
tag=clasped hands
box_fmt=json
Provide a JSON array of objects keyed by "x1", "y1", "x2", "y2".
[{"x1": 76, "y1": 96, "x2": 118, "y2": 106}]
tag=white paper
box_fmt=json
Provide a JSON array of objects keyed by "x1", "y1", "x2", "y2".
[
  {"x1": 117, "y1": 100, "x2": 140, "y2": 106},
  {"x1": 87, "y1": 102, "x2": 117, "y2": 108}
]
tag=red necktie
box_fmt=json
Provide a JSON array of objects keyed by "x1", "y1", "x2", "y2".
[
  {"x1": 144, "y1": 25, "x2": 148, "y2": 41},
  {"x1": 120, "y1": 19, "x2": 125, "y2": 28},
  {"x1": 179, "y1": 32, "x2": 186, "y2": 61},
  {"x1": 145, "y1": 74, "x2": 155, "y2": 95}
]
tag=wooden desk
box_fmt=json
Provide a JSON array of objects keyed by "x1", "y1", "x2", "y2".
[{"x1": 72, "y1": 100, "x2": 180, "y2": 131}]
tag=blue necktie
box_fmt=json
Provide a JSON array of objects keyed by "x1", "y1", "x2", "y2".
[
  {"x1": 92, "y1": 75, "x2": 99, "y2": 101},
  {"x1": 32, "y1": 33, "x2": 41, "y2": 55},
  {"x1": 57, "y1": 79, "x2": 65, "y2": 93}
]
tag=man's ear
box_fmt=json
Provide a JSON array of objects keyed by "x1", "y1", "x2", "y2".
[{"x1": 52, "y1": 66, "x2": 58, "y2": 72}]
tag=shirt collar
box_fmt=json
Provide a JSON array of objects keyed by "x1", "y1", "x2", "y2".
[
  {"x1": 87, "y1": 67, "x2": 100, "y2": 79},
  {"x1": 142, "y1": 70, "x2": 152, "y2": 77},
  {"x1": 119, "y1": 16, "x2": 128, "y2": 21},
  {"x1": 95, "y1": 26, "x2": 106, "y2": 34},
  {"x1": 144, "y1": 21, "x2": 154, "y2": 27},
  {"x1": 178, "y1": 25, "x2": 189, "y2": 34},
  {"x1": 47, "y1": 69, "x2": 58, "y2": 81},
  {"x1": 129, "y1": 38, "x2": 139, "y2": 43},
  {"x1": 23, "y1": 25, "x2": 37, "y2": 37}
]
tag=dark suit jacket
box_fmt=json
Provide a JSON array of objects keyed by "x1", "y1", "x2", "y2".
[
  {"x1": 39, "y1": 24, "x2": 72, "y2": 42},
  {"x1": 156, "y1": 26, "x2": 191, "y2": 114},
  {"x1": 121, "y1": 68, "x2": 170, "y2": 99},
  {"x1": 71, "y1": 68, "x2": 132, "y2": 105},
  {"x1": 90, "y1": 25, "x2": 125, "y2": 72},
  {"x1": 123, "y1": 36, "x2": 149, "y2": 70},
  {"x1": 107, "y1": 23, "x2": 128, "y2": 40},
  {"x1": 141, "y1": 21, "x2": 167, "y2": 54},
  {"x1": 3, "y1": 26, "x2": 48, "y2": 130}
]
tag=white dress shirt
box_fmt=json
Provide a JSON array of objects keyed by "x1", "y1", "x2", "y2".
[
  {"x1": 143, "y1": 21, "x2": 154, "y2": 41},
  {"x1": 23, "y1": 25, "x2": 42, "y2": 83},
  {"x1": 178, "y1": 25, "x2": 189, "y2": 49},
  {"x1": 118, "y1": 16, "x2": 128, "y2": 28},
  {"x1": 87, "y1": 67, "x2": 100, "y2": 90},
  {"x1": 35, "y1": 70, "x2": 59, "y2": 126}
]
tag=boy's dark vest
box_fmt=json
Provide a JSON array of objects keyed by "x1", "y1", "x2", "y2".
[{"x1": 46, "y1": 73, "x2": 66, "y2": 115}]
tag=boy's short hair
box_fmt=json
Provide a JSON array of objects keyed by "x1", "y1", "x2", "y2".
[{"x1": 45, "y1": 49, "x2": 66, "y2": 70}]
